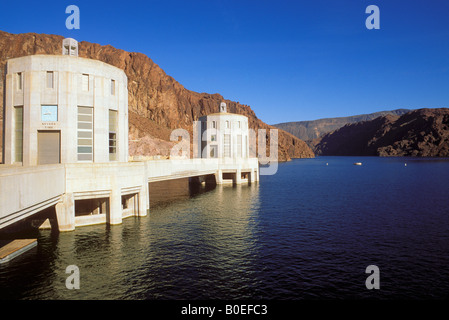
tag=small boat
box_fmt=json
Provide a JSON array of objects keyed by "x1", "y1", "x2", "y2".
[{"x1": 353, "y1": 162, "x2": 362, "y2": 166}]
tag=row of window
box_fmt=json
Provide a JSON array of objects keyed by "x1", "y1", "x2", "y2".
[
  {"x1": 15, "y1": 72, "x2": 116, "y2": 95},
  {"x1": 77, "y1": 106, "x2": 94, "y2": 161},
  {"x1": 210, "y1": 120, "x2": 245, "y2": 130},
  {"x1": 12, "y1": 105, "x2": 118, "y2": 163},
  {"x1": 208, "y1": 134, "x2": 246, "y2": 158},
  {"x1": 77, "y1": 106, "x2": 118, "y2": 161}
]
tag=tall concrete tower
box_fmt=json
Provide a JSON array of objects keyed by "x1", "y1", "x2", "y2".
[{"x1": 3, "y1": 39, "x2": 128, "y2": 166}]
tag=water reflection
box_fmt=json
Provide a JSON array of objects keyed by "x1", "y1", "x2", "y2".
[
  {"x1": 3, "y1": 157, "x2": 449, "y2": 300},
  {"x1": 142, "y1": 180, "x2": 262, "y2": 299},
  {"x1": 1, "y1": 178, "x2": 262, "y2": 300}
]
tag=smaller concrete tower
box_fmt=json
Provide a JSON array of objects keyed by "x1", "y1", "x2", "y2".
[{"x1": 197, "y1": 102, "x2": 249, "y2": 159}]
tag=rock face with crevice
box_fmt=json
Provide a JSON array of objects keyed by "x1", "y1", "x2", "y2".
[
  {"x1": 311, "y1": 108, "x2": 449, "y2": 157},
  {"x1": 0, "y1": 30, "x2": 314, "y2": 162}
]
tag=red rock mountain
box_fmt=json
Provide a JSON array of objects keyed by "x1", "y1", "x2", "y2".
[
  {"x1": 0, "y1": 31, "x2": 314, "y2": 161},
  {"x1": 311, "y1": 108, "x2": 449, "y2": 157}
]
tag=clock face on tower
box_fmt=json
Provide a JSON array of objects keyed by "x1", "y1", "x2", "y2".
[{"x1": 41, "y1": 105, "x2": 58, "y2": 122}]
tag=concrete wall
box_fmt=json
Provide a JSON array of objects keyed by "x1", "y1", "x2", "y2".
[
  {"x1": 0, "y1": 164, "x2": 65, "y2": 229},
  {"x1": 144, "y1": 158, "x2": 258, "y2": 182},
  {"x1": 64, "y1": 161, "x2": 148, "y2": 228}
]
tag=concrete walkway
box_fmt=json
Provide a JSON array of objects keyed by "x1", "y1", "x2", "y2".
[{"x1": 0, "y1": 158, "x2": 259, "y2": 232}]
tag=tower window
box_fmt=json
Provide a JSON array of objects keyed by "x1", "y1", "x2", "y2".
[
  {"x1": 82, "y1": 74, "x2": 89, "y2": 91},
  {"x1": 46, "y1": 71, "x2": 54, "y2": 89},
  {"x1": 224, "y1": 134, "x2": 231, "y2": 157},
  {"x1": 111, "y1": 79, "x2": 115, "y2": 95},
  {"x1": 17, "y1": 72, "x2": 22, "y2": 90},
  {"x1": 77, "y1": 106, "x2": 93, "y2": 161},
  {"x1": 14, "y1": 106, "x2": 23, "y2": 162},
  {"x1": 109, "y1": 110, "x2": 118, "y2": 161},
  {"x1": 237, "y1": 134, "x2": 242, "y2": 157}
]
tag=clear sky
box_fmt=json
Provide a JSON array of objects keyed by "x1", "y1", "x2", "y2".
[{"x1": 1, "y1": 0, "x2": 448, "y2": 124}]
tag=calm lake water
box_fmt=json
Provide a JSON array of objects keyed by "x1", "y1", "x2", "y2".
[{"x1": 1, "y1": 156, "x2": 449, "y2": 300}]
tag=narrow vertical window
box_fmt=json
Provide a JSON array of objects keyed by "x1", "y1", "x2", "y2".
[
  {"x1": 46, "y1": 71, "x2": 54, "y2": 89},
  {"x1": 212, "y1": 121, "x2": 216, "y2": 129},
  {"x1": 14, "y1": 106, "x2": 23, "y2": 162},
  {"x1": 77, "y1": 106, "x2": 93, "y2": 161},
  {"x1": 237, "y1": 134, "x2": 242, "y2": 158},
  {"x1": 111, "y1": 79, "x2": 115, "y2": 95},
  {"x1": 17, "y1": 72, "x2": 22, "y2": 90},
  {"x1": 244, "y1": 136, "x2": 247, "y2": 158},
  {"x1": 224, "y1": 134, "x2": 231, "y2": 158},
  {"x1": 82, "y1": 74, "x2": 89, "y2": 91},
  {"x1": 225, "y1": 120, "x2": 230, "y2": 129},
  {"x1": 109, "y1": 110, "x2": 118, "y2": 161}
]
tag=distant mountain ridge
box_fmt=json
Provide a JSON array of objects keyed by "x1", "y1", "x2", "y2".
[
  {"x1": 273, "y1": 109, "x2": 412, "y2": 141},
  {"x1": 311, "y1": 108, "x2": 449, "y2": 157}
]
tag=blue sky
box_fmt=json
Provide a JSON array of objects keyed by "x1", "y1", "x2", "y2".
[{"x1": 1, "y1": 0, "x2": 448, "y2": 124}]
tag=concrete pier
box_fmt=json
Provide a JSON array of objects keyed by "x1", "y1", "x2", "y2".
[
  {"x1": 55, "y1": 193, "x2": 75, "y2": 232},
  {"x1": 0, "y1": 158, "x2": 259, "y2": 232}
]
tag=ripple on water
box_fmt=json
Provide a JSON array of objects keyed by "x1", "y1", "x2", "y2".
[{"x1": 1, "y1": 157, "x2": 449, "y2": 299}]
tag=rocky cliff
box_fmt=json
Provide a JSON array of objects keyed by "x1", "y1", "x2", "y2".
[
  {"x1": 0, "y1": 30, "x2": 314, "y2": 162},
  {"x1": 273, "y1": 109, "x2": 411, "y2": 142},
  {"x1": 312, "y1": 108, "x2": 449, "y2": 157}
]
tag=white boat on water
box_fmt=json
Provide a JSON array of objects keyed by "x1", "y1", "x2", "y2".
[{"x1": 353, "y1": 162, "x2": 362, "y2": 166}]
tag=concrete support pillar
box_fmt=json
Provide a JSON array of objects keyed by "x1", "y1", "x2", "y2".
[
  {"x1": 108, "y1": 187, "x2": 123, "y2": 225},
  {"x1": 55, "y1": 193, "x2": 75, "y2": 232},
  {"x1": 236, "y1": 169, "x2": 242, "y2": 184},
  {"x1": 250, "y1": 169, "x2": 256, "y2": 183},
  {"x1": 138, "y1": 183, "x2": 148, "y2": 217},
  {"x1": 215, "y1": 169, "x2": 223, "y2": 185}
]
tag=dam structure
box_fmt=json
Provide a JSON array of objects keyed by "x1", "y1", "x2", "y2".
[{"x1": 0, "y1": 38, "x2": 259, "y2": 233}]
